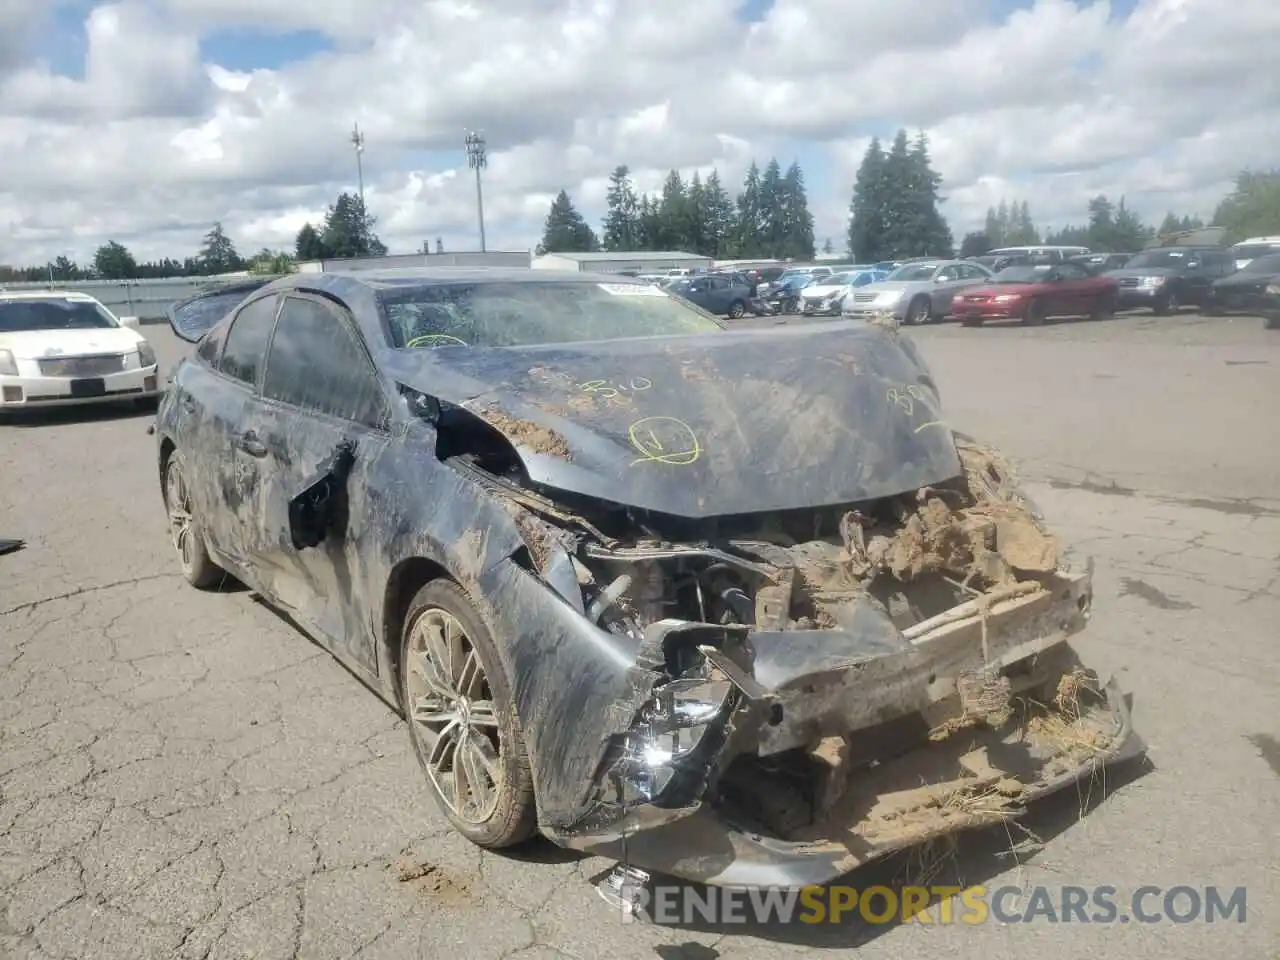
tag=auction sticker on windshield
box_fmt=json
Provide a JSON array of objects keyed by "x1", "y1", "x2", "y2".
[{"x1": 597, "y1": 283, "x2": 668, "y2": 296}]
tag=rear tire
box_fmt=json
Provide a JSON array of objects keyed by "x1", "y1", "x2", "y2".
[
  {"x1": 399, "y1": 579, "x2": 537, "y2": 849},
  {"x1": 162, "y1": 451, "x2": 223, "y2": 589},
  {"x1": 727, "y1": 300, "x2": 745, "y2": 319}
]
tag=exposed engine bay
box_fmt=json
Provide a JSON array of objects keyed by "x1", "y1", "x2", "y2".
[{"x1": 444, "y1": 416, "x2": 1137, "y2": 880}]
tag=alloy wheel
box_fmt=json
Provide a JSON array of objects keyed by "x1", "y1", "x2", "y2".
[
  {"x1": 405, "y1": 608, "x2": 503, "y2": 824},
  {"x1": 165, "y1": 459, "x2": 197, "y2": 576}
]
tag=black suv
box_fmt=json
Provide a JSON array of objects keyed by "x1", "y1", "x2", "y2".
[{"x1": 1106, "y1": 246, "x2": 1236, "y2": 315}]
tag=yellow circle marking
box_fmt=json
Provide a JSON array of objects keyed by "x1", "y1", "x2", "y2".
[
  {"x1": 406, "y1": 334, "x2": 468, "y2": 348},
  {"x1": 628, "y1": 416, "x2": 701, "y2": 466}
]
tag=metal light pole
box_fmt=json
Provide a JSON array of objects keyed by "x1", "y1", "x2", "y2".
[
  {"x1": 464, "y1": 131, "x2": 487, "y2": 252},
  {"x1": 350, "y1": 123, "x2": 366, "y2": 207},
  {"x1": 350, "y1": 123, "x2": 367, "y2": 251}
]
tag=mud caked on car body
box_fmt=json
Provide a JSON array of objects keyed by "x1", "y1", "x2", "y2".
[{"x1": 156, "y1": 269, "x2": 1143, "y2": 889}]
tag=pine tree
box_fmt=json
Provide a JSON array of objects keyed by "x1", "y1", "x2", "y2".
[
  {"x1": 198, "y1": 222, "x2": 242, "y2": 275},
  {"x1": 905, "y1": 132, "x2": 953, "y2": 257},
  {"x1": 735, "y1": 162, "x2": 764, "y2": 258},
  {"x1": 848, "y1": 138, "x2": 888, "y2": 261},
  {"x1": 758, "y1": 159, "x2": 785, "y2": 257},
  {"x1": 321, "y1": 193, "x2": 385, "y2": 258},
  {"x1": 779, "y1": 161, "x2": 815, "y2": 260},
  {"x1": 984, "y1": 207, "x2": 1003, "y2": 247},
  {"x1": 702, "y1": 170, "x2": 737, "y2": 257},
  {"x1": 656, "y1": 170, "x2": 691, "y2": 250},
  {"x1": 536, "y1": 190, "x2": 599, "y2": 254},
  {"x1": 295, "y1": 223, "x2": 328, "y2": 260},
  {"x1": 686, "y1": 172, "x2": 708, "y2": 255},
  {"x1": 602, "y1": 166, "x2": 641, "y2": 251}
]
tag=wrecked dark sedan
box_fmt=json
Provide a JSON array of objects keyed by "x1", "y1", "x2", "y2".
[{"x1": 156, "y1": 268, "x2": 1143, "y2": 888}]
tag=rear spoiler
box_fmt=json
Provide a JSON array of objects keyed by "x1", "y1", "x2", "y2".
[{"x1": 166, "y1": 277, "x2": 275, "y2": 343}]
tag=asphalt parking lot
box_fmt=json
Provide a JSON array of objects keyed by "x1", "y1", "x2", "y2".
[{"x1": 2, "y1": 312, "x2": 1277, "y2": 959}]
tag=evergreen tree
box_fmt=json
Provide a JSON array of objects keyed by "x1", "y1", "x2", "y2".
[
  {"x1": 93, "y1": 241, "x2": 137, "y2": 280},
  {"x1": 295, "y1": 223, "x2": 328, "y2": 260},
  {"x1": 984, "y1": 206, "x2": 1004, "y2": 247},
  {"x1": 686, "y1": 172, "x2": 708, "y2": 255},
  {"x1": 702, "y1": 170, "x2": 737, "y2": 257},
  {"x1": 321, "y1": 193, "x2": 386, "y2": 258},
  {"x1": 754, "y1": 159, "x2": 786, "y2": 257},
  {"x1": 1212, "y1": 170, "x2": 1280, "y2": 242},
  {"x1": 779, "y1": 161, "x2": 815, "y2": 260},
  {"x1": 536, "y1": 190, "x2": 599, "y2": 254},
  {"x1": 636, "y1": 195, "x2": 662, "y2": 250},
  {"x1": 959, "y1": 231, "x2": 992, "y2": 257},
  {"x1": 734, "y1": 162, "x2": 765, "y2": 258},
  {"x1": 906, "y1": 133, "x2": 957, "y2": 259},
  {"x1": 601, "y1": 166, "x2": 641, "y2": 251},
  {"x1": 197, "y1": 222, "x2": 242, "y2": 274},
  {"x1": 848, "y1": 138, "x2": 888, "y2": 261},
  {"x1": 655, "y1": 170, "x2": 692, "y2": 250}
]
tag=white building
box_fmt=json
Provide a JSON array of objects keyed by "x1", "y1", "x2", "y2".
[
  {"x1": 296, "y1": 251, "x2": 530, "y2": 273},
  {"x1": 530, "y1": 251, "x2": 712, "y2": 275}
]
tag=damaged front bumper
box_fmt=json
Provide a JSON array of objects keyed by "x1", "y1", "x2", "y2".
[{"x1": 551, "y1": 567, "x2": 1144, "y2": 888}]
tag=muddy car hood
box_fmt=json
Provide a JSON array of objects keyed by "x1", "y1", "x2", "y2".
[{"x1": 382, "y1": 322, "x2": 961, "y2": 519}]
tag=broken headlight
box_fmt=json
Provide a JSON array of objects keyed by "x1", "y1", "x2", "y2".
[{"x1": 616, "y1": 667, "x2": 733, "y2": 804}]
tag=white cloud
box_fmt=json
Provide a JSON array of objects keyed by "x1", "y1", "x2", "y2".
[{"x1": 1, "y1": 0, "x2": 1277, "y2": 265}]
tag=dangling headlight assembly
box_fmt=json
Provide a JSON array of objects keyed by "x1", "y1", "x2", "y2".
[{"x1": 612, "y1": 661, "x2": 735, "y2": 806}]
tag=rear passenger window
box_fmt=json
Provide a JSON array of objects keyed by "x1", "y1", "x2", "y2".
[{"x1": 219, "y1": 296, "x2": 279, "y2": 386}]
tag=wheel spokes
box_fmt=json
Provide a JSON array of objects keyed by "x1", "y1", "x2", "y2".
[{"x1": 407, "y1": 608, "x2": 504, "y2": 824}]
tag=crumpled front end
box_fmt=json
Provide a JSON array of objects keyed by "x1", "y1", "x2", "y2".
[{"x1": 509, "y1": 436, "x2": 1143, "y2": 887}]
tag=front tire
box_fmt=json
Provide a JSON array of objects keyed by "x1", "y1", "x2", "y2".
[
  {"x1": 1023, "y1": 297, "x2": 1046, "y2": 326},
  {"x1": 1090, "y1": 293, "x2": 1116, "y2": 321},
  {"x1": 904, "y1": 297, "x2": 931, "y2": 325},
  {"x1": 727, "y1": 300, "x2": 746, "y2": 319},
  {"x1": 399, "y1": 579, "x2": 537, "y2": 849},
  {"x1": 162, "y1": 451, "x2": 223, "y2": 589},
  {"x1": 1153, "y1": 290, "x2": 1180, "y2": 315}
]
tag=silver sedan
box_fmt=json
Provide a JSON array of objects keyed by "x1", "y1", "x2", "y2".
[{"x1": 842, "y1": 259, "x2": 994, "y2": 324}]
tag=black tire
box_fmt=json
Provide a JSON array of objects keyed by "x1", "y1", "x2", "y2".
[
  {"x1": 161, "y1": 450, "x2": 223, "y2": 589},
  {"x1": 727, "y1": 300, "x2": 746, "y2": 319},
  {"x1": 904, "y1": 297, "x2": 931, "y2": 325},
  {"x1": 1090, "y1": 293, "x2": 1116, "y2": 321},
  {"x1": 1153, "y1": 290, "x2": 1180, "y2": 316},
  {"x1": 1023, "y1": 297, "x2": 1046, "y2": 326},
  {"x1": 399, "y1": 579, "x2": 537, "y2": 849}
]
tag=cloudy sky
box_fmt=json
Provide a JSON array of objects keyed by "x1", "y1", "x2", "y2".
[{"x1": 1, "y1": 0, "x2": 1277, "y2": 265}]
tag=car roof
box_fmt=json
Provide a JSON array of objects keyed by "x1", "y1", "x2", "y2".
[{"x1": 0, "y1": 289, "x2": 103, "y2": 303}]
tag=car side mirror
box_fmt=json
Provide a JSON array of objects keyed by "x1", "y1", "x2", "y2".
[{"x1": 119, "y1": 316, "x2": 140, "y2": 328}]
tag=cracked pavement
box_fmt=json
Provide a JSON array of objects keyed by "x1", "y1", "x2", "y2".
[{"x1": 2, "y1": 315, "x2": 1277, "y2": 959}]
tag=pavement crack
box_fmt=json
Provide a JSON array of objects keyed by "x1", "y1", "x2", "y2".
[{"x1": 0, "y1": 574, "x2": 180, "y2": 618}]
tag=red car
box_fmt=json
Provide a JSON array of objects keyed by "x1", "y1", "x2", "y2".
[{"x1": 952, "y1": 262, "x2": 1120, "y2": 326}]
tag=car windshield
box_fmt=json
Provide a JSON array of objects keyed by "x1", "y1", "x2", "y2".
[
  {"x1": 887, "y1": 263, "x2": 939, "y2": 282},
  {"x1": 0, "y1": 298, "x2": 119, "y2": 333},
  {"x1": 821, "y1": 272, "x2": 854, "y2": 285},
  {"x1": 993, "y1": 266, "x2": 1044, "y2": 283},
  {"x1": 382, "y1": 280, "x2": 723, "y2": 349},
  {"x1": 1126, "y1": 250, "x2": 1194, "y2": 268},
  {"x1": 775, "y1": 271, "x2": 808, "y2": 284},
  {"x1": 1237, "y1": 253, "x2": 1280, "y2": 274}
]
